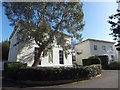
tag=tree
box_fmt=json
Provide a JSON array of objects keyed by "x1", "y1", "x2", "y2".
[
  {"x1": 3, "y1": 2, "x2": 84, "y2": 66},
  {"x1": 0, "y1": 40, "x2": 10, "y2": 61},
  {"x1": 108, "y1": 1, "x2": 120, "y2": 51}
]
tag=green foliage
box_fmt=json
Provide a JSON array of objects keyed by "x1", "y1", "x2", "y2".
[
  {"x1": 108, "y1": 2, "x2": 120, "y2": 51},
  {"x1": 82, "y1": 59, "x2": 100, "y2": 66},
  {"x1": 4, "y1": 62, "x2": 27, "y2": 70},
  {"x1": 0, "y1": 40, "x2": 10, "y2": 61},
  {"x1": 83, "y1": 55, "x2": 109, "y2": 70},
  {"x1": 3, "y1": 2, "x2": 85, "y2": 66},
  {"x1": 109, "y1": 61, "x2": 120, "y2": 70},
  {"x1": 83, "y1": 55, "x2": 101, "y2": 66},
  {"x1": 98, "y1": 55, "x2": 109, "y2": 69},
  {"x1": 3, "y1": 64, "x2": 102, "y2": 81},
  {"x1": 82, "y1": 59, "x2": 92, "y2": 66}
]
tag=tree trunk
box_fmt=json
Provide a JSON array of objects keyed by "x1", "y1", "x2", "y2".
[
  {"x1": 32, "y1": 57, "x2": 41, "y2": 67},
  {"x1": 32, "y1": 51, "x2": 42, "y2": 67}
]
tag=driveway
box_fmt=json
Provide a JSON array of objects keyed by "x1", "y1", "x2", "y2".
[
  {"x1": 2, "y1": 70, "x2": 119, "y2": 89},
  {"x1": 37, "y1": 70, "x2": 119, "y2": 88}
]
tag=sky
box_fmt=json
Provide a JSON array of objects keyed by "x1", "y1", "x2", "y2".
[
  {"x1": 82, "y1": 2, "x2": 117, "y2": 42},
  {"x1": 1, "y1": 1, "x2": 118, "y2": 43}
]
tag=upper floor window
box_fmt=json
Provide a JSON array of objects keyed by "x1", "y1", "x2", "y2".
[
  {"x1": 110, "y1": 46, "x2": 113, "y2": 51},
  {"x1": 102, "y1": 46, "x2": 106, "y2": 51},
  {"x1": 94, "y1": 45, "x2": 97, "y2": 50}
]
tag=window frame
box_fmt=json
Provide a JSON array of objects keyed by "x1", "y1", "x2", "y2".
[
  {"x1": 94, "y1": 45, "x2": 98, "y2": 50},
  {"x1": 102, "y1": 46, "x2": 106, "y2": 51},
  {"x1": 59, "y1": 50, "x2": 64, "y2": 64}
]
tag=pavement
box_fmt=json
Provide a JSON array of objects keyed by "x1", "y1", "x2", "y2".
[{"x1": 1, "y1": 70, "x2": 120, "y2": 90}]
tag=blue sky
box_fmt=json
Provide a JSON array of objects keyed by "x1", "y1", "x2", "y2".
[
  {"x1": 1, "y1": 2, "x2": 118, "y2": 42},
  {"x1": 82, "y1": 2, "x2": 117, "y2": 42}
]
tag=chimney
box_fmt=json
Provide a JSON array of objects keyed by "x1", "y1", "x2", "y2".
[{"x1": 117, "y1": 0, "x2": 120, "y2": 11}]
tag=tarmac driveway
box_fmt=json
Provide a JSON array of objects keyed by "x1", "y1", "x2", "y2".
[
  {"x1": 2, "y1": 70, "x2": 120, "y2": 89},
  {"x1": 39, "y1": 70, "x2": 119, "y2": 88}
]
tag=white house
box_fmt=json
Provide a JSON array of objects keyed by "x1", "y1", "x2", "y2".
[
  {"x1": 75, "y1": 39, "x2": 119, "y2": 65},
  {"x1": 8, "y1": 24, "x2": 73, "y2": 67}
]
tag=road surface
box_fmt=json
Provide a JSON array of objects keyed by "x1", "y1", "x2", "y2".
[{"x1": 36, "y1": 70, "x2": 119, "y2": 88}]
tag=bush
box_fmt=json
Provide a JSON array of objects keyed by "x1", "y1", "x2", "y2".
[
  {"x1": 3, "y1": 64, "x2": 102, "y2": 81},
  {"x1": 83, "y1": 55, "x2": 101, "y2": 66},
  {"x1": 83, "y1": 55, "x2": 109, "y2": 70},
  {"x1": 98, "y1": 55, "x2": 109, "y2": 69},
  {"x1": 4, "y1": 62, "x2": 27, "y2": 70},
  {"x1": 109, "y1": 61, "x2": 120, "y2": 70},
  {"x1": 0, "y1": 40, "x2": 10, "y2": 61},
  {"x1": 82, "y1": 59, "x2": 92, "y2": 66}
]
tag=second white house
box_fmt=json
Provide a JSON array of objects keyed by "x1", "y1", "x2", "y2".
[{"x1": 75, "y1": 39, "x2": 119, "y2": 65}]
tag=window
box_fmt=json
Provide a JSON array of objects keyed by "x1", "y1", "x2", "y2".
[
  {"x1": 102, "y1": 46, "x2": 106, "y2": 51},
  {"x1": 94, "y1": 45, "x2": 97, "y2": 50},
  {"x1": 59, "y1": 50, "x2": 64, "y2": 64},
  {"x1": 34, "y1": 47, "x2": 39, "y2": 57},
  {"x1": 111, "y1": 55, "x2": 114, "y2": 61},
  {"x1": 110, "y1": 46, "x2": 113, "y2": 51},
  {"x1": 72, "y1": 55, "x2": 76, "y2": 61}
]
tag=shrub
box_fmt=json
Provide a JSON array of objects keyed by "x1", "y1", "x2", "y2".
[
  {"x1": 83, "y1": 55, "x2": 109, "y2": 70},
  {"x1": 82, "y1": 55, "x2": 101, "y2": 66},
  {"x1": 4, "y1": 62, "x2": 27, "y2": 70},
  {"x1": 98, "y1": 55, "x2": 109, "y2": 69},
  {"x1": 109, "y1": 61, "x2": 120, "y2": 70},
  {"x1": 3, "y1": 64, "x2": 102, "y2": 81},
  {"x1": 82, "y1": 59, "x2": 92, "y2": 66},
  {"x1": 1, "y1": 40, "x2": 10, "y2": 61}
]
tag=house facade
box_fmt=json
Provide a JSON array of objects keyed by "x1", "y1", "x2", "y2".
[
  {"x1": 8, "y1": 25, "x2": 73, "y2": 67},
  {"x1": 75, "y1": 39, "x2": 119, "y2": 65}
]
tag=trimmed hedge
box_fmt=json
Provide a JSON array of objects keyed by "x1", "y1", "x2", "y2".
[
  {"x1": 83, "y1": 55, "x2": 109, "y2": 70},
  {"x1": 82, "y1": 59, "x2": 100, "y2": 66},
  {"x1": 98, "y1": 55, "x2": 109, "y2": 69},
  {"x1": 109, "y1": 61, "x2": 120, "y2": 70},
  {"x1": 83, "y1": 55, "x2": 101, "y2": 66},
  {"x1": 4, "y1": 62, "x2": 27, "y2": 70},
  {"x1": 3, "y1": 64, "x2": 102, "y2": 81}
]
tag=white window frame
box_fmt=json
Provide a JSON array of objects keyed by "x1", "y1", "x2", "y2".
[{"x1": 94, "y1": 45, "x2": 98, "y2": 50}]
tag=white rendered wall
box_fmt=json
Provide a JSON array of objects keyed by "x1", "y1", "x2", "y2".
[
  {"x1": 17, "y1": 41, "x2": 35, "y2": 66},
  {"x1": 75, "y1": 40, "x2": 119, "y2": 65},
  {"x1": 41, "y1": 47, "x2": 72, "y2": 67},
  {"x1": 63, "y1": 50, "x2": 73, "y2": 66},
  {"x1": 89, "y1": 41, "x2": 118, "y2": 63},
  {"x1": 75, "y1": 40, "x2": 91, "y2": 65},
  {"x1": 8, "y1": 30, "x2": 18, "y2": 62}
]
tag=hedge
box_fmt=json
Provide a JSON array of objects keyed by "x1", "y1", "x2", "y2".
[
  {"x1": 83, "y1": 55, "x2": 109, "y2": 70},
  {"x1": 4, "y1": 62, "x2": 27, "y2": 70},
  {"x1": 3, "y1": 64, "x2": 102, "y2": 81},
  {"x1": 108, "y1": 61, "x2": 120, "y2": 70},
  {"x1": 82, "y1": 59, "x2": 100, "y2": 66},
  {"x1": 98, "y1": 55, "x2": 109, "y2": 69}
]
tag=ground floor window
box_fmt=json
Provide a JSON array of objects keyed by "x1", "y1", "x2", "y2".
[
  {"x1": 72, "y1": 55, "x2": 76, "y2": 61},
  {"x1": 34, "y1": 47, "x2": 39, "y2": 57},
  {"x1": 59, "y1": 50, "x2": 64, "y2": 64},
  {"x1": 111, "y1": 55, "x2": 114, "y2": 61},
  {"x1": 34, "y1": 47, "x2": 41, "y2": 64}
]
